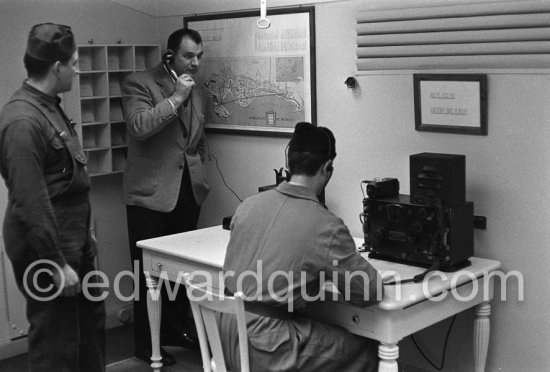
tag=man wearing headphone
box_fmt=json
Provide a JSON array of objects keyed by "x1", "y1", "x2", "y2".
[
  {"x1": 121, "y1": 28, "x2": 209, "y2": 365},
  {"x1": 220, "y1": 122, "x2": 381, "y2": 371}
]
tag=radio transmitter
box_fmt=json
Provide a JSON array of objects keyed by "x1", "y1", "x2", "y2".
[
  {"x1": 363, "y1": 194, "x2": 473, "y2": 269},
  {"x1": 362, "y1": 152, "x2": 474, "y2": 270}
]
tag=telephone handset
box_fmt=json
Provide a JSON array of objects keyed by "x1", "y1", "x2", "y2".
[
  {"x1": 163, "y1": 50, "x2": 178, "y2": 82},
  {"x1": 166, "y1": 65, "x2": 178, "y2": 81}
]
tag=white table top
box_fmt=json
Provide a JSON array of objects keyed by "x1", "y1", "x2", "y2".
[
  {"x1": 138, "y1": 225, "x2": 501, "y2": 311},
  {"x1": 138, "y1": 226, "x2": 229, "y2": 267}
]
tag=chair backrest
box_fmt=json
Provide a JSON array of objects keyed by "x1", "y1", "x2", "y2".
[{"x1": 184, "y1": 275, "x2": 249, "y2": 372}]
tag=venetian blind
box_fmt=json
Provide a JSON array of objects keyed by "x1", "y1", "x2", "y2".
[{"x1": 356, "y1": 1, "x2": 550, "y2": 70}]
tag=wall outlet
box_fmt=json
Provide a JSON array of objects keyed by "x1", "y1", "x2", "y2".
[{"x1": 474, "y1": 215, "x2": 487, "y2": 230}]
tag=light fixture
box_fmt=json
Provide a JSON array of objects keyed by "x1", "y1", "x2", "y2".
[{"x1": 257, "y1": 0, "x2": 270, "y2": 29}]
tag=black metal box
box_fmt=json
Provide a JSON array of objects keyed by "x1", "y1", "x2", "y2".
[
  {"x1": 364, "y1": 194, "x2": 473, "y2": 269},
  {"x1": 410, "y1": 152, "x2": 465, "y2": 207}
]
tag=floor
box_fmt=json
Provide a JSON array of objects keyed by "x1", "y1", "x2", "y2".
[
  {"x1": 0, "y1": 324, "x2": 204, "y2": 372},
  {"x1": 0, "y1": 324, "x2": 430, "y2": 371}
]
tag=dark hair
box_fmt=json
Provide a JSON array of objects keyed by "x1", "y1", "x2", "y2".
[
  {"x1": 23, "y1": 53, "x2": 71, "y2": 80},
  {"x1": 288, "y1": 151, "x2": 330, "y2": 176},
  {"x1": 167, "y1": 28, "x2": 202, "y2": 53}
]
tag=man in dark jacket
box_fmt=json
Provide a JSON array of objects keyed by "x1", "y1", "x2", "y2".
[{"x1": 0, "y1": 23, "x2": 105, "y2": 371}]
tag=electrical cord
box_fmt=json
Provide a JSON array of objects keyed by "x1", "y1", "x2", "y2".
[
  {"x1": 166, "y1": 69, "x2": 244, "y2": 203},
  {"x1": 383, "y1": 259, "x2": 440, "y2": 286},
  {"x1": 189, "y1": 99, "x2": 243, "y2": 203},
  {"x1": 209, "y1": 152, "x2": 243, "y2": 203},
  {"x1": 360, "y1": 182, "x2": 455, "y2": 369},
  {"x1": 411, "y1": 315, "x2": 457, "y2": 370}
]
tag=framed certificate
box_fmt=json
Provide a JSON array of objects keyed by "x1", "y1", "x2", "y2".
[{"x1": 414, "y1": 74, "x2": 488, "y2": 135}]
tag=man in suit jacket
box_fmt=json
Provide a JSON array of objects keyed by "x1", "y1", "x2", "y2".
[{"x1": 121, "y1": 28, "x2": 210, "y2": 365}]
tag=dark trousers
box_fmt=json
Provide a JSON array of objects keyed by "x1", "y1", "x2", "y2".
[
  {"x1": 126, "y1": 166, "x2": 201, "y2": 352},
  {"x1": 12, "y1": 256, "x2": 106, "y2": 372}
]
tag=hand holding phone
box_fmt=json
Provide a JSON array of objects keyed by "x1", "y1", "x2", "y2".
[{"x1": 173, "y1": 73, "x2": 195, "y2": 102}]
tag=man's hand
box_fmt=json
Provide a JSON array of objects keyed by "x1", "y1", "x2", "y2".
[
  {"x1": 52, "y1": 264, "x2": 81, "y2": 297},
  {"x1": 172, "y1": 74, "x2": 195, "y2": 104}
]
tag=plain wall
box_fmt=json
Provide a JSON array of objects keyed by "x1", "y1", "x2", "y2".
[{"x1": 159, "y1": 0, "x2": 549, "y2": 371}]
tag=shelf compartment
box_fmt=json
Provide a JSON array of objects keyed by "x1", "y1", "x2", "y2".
[
  {"x1": 112, "y1": 147, "x2": 127, "y2": 172},
  {"x1": 80, "y1": 98, "x2": 108, "y2": 124},
  {"x1": 79, "y1": 73, "x2": 107, "y2": 97},
  {"x1": 78, "y1": 46, "x2": 106, "y2": 71},
  {"x1": 64, "y1": 43, "x2": 161, "y2": 177},
  {"x1": 82, "y1": 123, "x2": 110, "y2": 149},
  {"x1": 135, "y1": 45, "x2": 161, "y2": 70},
  {"x1": 107, "y1": 45, "x2": 133, "y2": 71},
  {"x1": 85, "y1": 149, "x2": 111, "y2": 174}
]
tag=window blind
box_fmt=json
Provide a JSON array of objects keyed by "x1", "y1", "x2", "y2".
[{"x1": 356, "y1": 1, "x2": 550, "y2": 70}]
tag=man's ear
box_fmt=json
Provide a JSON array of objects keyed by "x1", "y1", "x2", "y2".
[
  {"x1": 325, "y1": 159, "x2": 334, "y2": 173},
  {"x1": 51, "y1": 61, "x2": 62, "y2": 76}
]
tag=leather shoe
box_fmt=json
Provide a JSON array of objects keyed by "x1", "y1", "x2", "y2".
[
  {"x1": 135, "y1": 346, "x2": 176, "y2": 366},
  {"x1": 161, "y1": 331, "x2": 200, "y2": 350}
]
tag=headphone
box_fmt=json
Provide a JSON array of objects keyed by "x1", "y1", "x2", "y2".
[
  {"x1": 163, "y1": 49, "x2": 178, "y2": 81},
  {"x1": 163, "y1": 49, "x2": 175, "y2": 64},
  {"x1": 321, "y1": 127, "x2": 334, "y2": 173}
]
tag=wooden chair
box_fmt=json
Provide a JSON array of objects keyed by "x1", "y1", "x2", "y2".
[{"x1": 184, "y1": 275, "x2": 250, "y2": 372}]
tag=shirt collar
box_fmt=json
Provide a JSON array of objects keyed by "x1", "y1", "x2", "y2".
[
  {"x1": 275, "y1": 181, "x2": 320, "y2": 203},
  {"x1": 22, "y1": 80, "x2": 61, "y2": 107}
]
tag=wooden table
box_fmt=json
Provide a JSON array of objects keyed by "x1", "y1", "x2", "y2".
[{"x1": 138, "y1": 226, "x2": 501, "y2": 372}]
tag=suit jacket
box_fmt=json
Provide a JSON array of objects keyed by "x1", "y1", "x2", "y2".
[{"x1": 121, "y1": 63, "x2": 210, "y2": 212}]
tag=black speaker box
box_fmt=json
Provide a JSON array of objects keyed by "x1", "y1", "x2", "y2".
[{"x1": 410, "y1": 153, "x2": 465, "y2": 207}]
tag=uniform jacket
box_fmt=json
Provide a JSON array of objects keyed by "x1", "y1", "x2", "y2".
[
  {"x1": 121, "y1": 63, "x2": 210, "y2": 212},
  {"x1": 0, "y1": 82, "x2": 93, "y2": 266},
  {"x1": 221, "y1": 182, "x2": 381, "y2": 371}
]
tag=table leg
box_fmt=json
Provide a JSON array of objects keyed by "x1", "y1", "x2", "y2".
[
  {"x1": 474, "y1": 302, "x2": 491, "y2": 372},
  {"x1": 145, "y1": 272, "x2": 163, "y2": 371},
  {"x1": 378, "y1": 342, "x2": 399, "y2": 372}
]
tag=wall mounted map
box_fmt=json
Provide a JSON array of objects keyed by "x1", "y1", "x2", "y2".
[{"x1": 185, "y1": 6, "x2": 316, "y2": 136}]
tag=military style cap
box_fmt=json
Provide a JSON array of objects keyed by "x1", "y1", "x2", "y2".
[
  {"x1": 26, "y1": 23, "x2": 75, "y2": 62},
  {"x1": 288, "y1": 122, "x2": 336, "y2": 159}
]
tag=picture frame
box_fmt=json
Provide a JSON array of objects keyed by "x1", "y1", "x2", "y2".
[
  {"x1": 413, "y1": 74, "x2": 488, "y2": 135},
  {"x1": 184, "y1": 6, "x2": 316, "y2": 137}
]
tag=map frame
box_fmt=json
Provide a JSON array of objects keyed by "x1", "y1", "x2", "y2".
[{"x1": 184, "y1": 6, "x2": 316, "y2": 137}]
